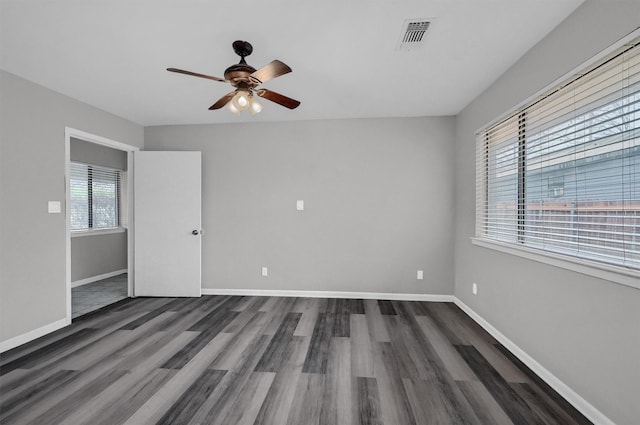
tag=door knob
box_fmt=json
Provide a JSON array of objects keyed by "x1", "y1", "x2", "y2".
[{"x1": 192, "y1": 230, "x2": 199, "y2": 235}]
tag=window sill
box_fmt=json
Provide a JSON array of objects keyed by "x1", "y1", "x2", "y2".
[
  {"x1": 71, "y1": 227, "x2": 126, "y2": 238},
  {"x1": 471, "y1": 237, "x2": 640, "y2": 290}
]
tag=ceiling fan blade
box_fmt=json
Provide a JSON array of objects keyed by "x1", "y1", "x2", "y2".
[
  {"x1": 249, "y1": 60, "x2": 292, "y2": 84},
  {"x1": 208, "y1": 92, "x2": 236, "y2": 110},
  {"x1": 255, "y1": 89, "x2": 300, "y2": 109},
  {"x1": 167, "y1": 68, "x2": 226, "y2": 82}
]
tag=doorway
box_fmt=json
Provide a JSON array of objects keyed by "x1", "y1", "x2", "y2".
[{"x1": 65, "y1": 128, "x2": 138, "y2": 322}]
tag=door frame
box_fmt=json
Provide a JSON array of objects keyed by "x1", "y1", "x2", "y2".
[{"x1": 64, "y1": 127, "x2": 139, "y2": 324}]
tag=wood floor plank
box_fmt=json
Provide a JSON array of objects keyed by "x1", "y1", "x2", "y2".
[
  {"x1": 223, "y1": 298, "x2": 268, "y2": 333},
  {"x1": 414, "y1": 315, "x2": 477, "y2": 381},
  {"x1": 286, "y1": 373, "x2": 325, "y2": 425},
  {"x1": 121, "y1": 332, "x2": 233, "y2": 425},
  {"x1": 457, "y1": 380, "x2": 516, "y2": 425},
  {"x1": 350, "y1": 314, "x2": 375, "y2": 378},
  {"x1": 493, "y1": 343, "x2": 593, "y2": 425},
  {"x1": 320, "y1": 337, "x2": 353, "y2": 425},
  {"x1": 363, "y1": 299, "x2": 390, "y2": 342},
  {"x1": 391, "y1": 302, "x2": 482, "y2": 425},
  {"x1": 258, "y1": 296, "x2": 283, "y2": 312},
  {"x1": 354, "y1": 377, "x2": 383, "y2": 425},
  {"x1": 28, "y1": 369, "x2": 129, "y2": 425},
  {"x1": 0, "y1": 369, "x2": 79, "y2": 421},
  {"x1": 0, "y1": 309, "x2": 150, "y2": 392},
  {"x1": 0, "y1": 328, "x2": 98, "y2": 375},
  {"x1": 156, "y1": 369, "x2": 227, "y2": 425},
  {"x1": 118, "y1": 299, "x2": 185, "y2": 330},
  {"x1": 187, "y1": 335, "x2": 272, "y2": 425},
  {"x1": 57, "y1": 310, "x2": 179, "y2": 371},
  {"x1": 3, "y1": 328, "x2": 193, "y2": 424},
  {"x1": 58, "y1": 365, "x2": 179, "y2": 425},
  {"x1": 88, "y1": 368, "x2": 178, "y2": 425},
  {"x1": 383, "y1": 317, "x2": 427, "y2": 379},
  {"x1": 0, "y1": 296, "x2": 593, "y2": 425},
  {"x1": 210, "y1": 312, "x2": 266, "y2": 370},
  {"x1": 261, "y1": 297, "x2": 298, "y2": 335},
  {"x1": 162, "y1": 311, "x2": 240, "y2": 369},
  {"x1": 253, "y1": 336, "x2": 310, "y2": 425},
  {"x1": 0, "y1": 321, "x2": 95, "y2": 366},
  {"x1": 377, "y1": 300, "x2": 397, "y2": 315},
  {"x1": 303, "y1": 312, "x2": 334, "y2": 374},
  {"x1": 255, "y1": 312, "x2": 302, "y2": 372},
  {"x1": 187, "y1": 297, "x2": 243, "y2": 332},
  {"x1": 512, "y1": 382, "x2": 593, "y2": 425},
  {"x1": 294, "y1": 298, "x2": 321, "y2": 337},
  {"x1": 375, "y1": 342, "x2": 418, "y2": 425},
  {"x1": 332, "y1": 312, "x2": 350, "y2": 337},
  {"x1": 210, "y1": 371, "x2": 275, "y2": 425},
  {"x1": 455, "y1": 345, "x2": 543, "y2": 425}
]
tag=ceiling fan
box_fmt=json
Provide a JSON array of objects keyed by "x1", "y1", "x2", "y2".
[{"x1": 167, "y1": 40, "x2": 300, "y2": 115}]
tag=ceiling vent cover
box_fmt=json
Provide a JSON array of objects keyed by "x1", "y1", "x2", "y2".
[{"x1": 397, "y1": 19, "x2": 432, "y2": 51}]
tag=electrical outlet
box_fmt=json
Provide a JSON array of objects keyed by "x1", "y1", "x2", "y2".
[
  {"x1": 472, "y1": 282, "x2": 478, "y2": 295},
  {"x1": 261, "y1": 267, "x2": 268, "y2": 277},
  {"x1": 417, "y1": 270, "x2": 423, "y2": 280}
]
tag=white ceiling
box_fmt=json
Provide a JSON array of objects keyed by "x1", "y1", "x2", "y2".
[{"x1": 0, "y1": 0, "x2": 583, "y2": 126}]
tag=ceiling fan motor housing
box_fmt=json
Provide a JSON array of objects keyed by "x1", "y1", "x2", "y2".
[{"x1": 224, "y1": 63, "x2": 258, "y2": 86}]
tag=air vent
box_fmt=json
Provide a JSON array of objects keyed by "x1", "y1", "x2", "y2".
[{"x1": 397, "y1": 19, "x2": 432, "y2": 51}]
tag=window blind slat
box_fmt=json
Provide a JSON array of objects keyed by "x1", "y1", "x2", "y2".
[
  {"x1": 476, "y1": 37, "x2": 640, "y2": 271},
  {"x1": 70, "y1": 162, "x2": 121, "y2": 231}
]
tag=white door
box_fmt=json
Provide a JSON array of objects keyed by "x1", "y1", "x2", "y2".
[{"x1": 134, "y1": 151, "x2": 202, "y2": 297}]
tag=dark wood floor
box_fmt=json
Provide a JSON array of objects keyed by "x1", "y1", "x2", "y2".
[{"x1": 0, "y1": 295, "x2": 592, "y2": 425}]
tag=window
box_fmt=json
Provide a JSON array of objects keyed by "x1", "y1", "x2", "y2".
[
  {"x1": 70, "y1": 162, "x2": 121, "y2": 231},
  {"x1": 476, "y1": 36, "x2": 640, "y2": 271}
]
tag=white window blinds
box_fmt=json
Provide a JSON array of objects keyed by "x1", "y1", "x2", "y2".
[
  {"x1": 476, "y1": 36, "x2": 640, "y2": 270},
  {"x1": 70, "y1": 162, "x2": 121, "y2": 231}
]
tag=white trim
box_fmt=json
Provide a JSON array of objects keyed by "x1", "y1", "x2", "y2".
[
  {"x1": 453, "y1": 297, "x2": 616, "y2": 425},
  {"x1": 71, "y1": 269, "x2": 128, "y2": 288},
  {"x1": 0, "y1": 318, "x2": 68, "y2": 354},
  {"x1": 65, "y1": 127, "x2": 139, "y2": 324},
  {"x1": 471, "y1": 237, "x2": 640, "y2": 290},
  {"x1": 127, "y1": 152, "x2": 135, "y2": 298},
  {"x1": 201, "y1": 288, "x2": 454, "y2": 302},
  {"x1": 66, "y1": 127, "x2": 141, "y2": 153},
  {"x1": 71, "y1": 227, "x2": 126, "y2": 238},
  {"x1": 65, "y1": 132, "x2": 71, "y2": 324}
]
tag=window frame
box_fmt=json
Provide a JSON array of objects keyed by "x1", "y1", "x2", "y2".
[
  {"x1": 69, "y1": 161, "x2": 124, "y2": 237},
  {"x1": 474, "y1": 31, "x2": 640, "y2": 290}
]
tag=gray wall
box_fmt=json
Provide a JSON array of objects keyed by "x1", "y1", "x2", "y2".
[
  {"x1": 0, "y1": 70, "x2": 143, "y2": 344},
  {"x1": 453, "y1": 2, "x2": 640, "y2": 424},
  {"x1": 70, "y1": 138, "x2": 128, "y2": 282},
  {"x1": 71, "y1": 233, "x2": 127, "y2": 282},
  {"x1": 145, "y1": 117, "x2": 455, "y2": 295},
  {"x1": 70, "y1": 137, "x2": 127, "y2": 170}
]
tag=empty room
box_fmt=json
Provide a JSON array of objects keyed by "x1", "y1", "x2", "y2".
[{"x1": 0, "y1": 1, "x2": 639, "y2": 424}]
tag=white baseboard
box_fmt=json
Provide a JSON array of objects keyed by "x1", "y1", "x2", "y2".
[
  {"x1": 0, "y1": 318, "x2": 69, "y2": 354},
  {"x1": 201, "y1": 288, "x2": 454, "y2": 302},
  {"x1": 453, "y1": 297, "x2": 615, "y2": 425},
  {"x1": 71, "y1": 269, "x2": 127, "y2": 288}
]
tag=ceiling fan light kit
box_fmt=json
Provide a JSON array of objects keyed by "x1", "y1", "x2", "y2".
[{"x1": 167, "y1": 40, "x2": 300, "y2": 116}]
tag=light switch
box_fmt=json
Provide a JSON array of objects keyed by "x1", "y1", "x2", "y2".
[
  {"x1": 296, "y1": 200, "x2": 304, "y2": 211},
  {"x1": 417, "y1": 270, "x2": 424, "y2": 280},
  {"x1": 48, "y1": 201, "x2": 61, "y2": 213}
]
